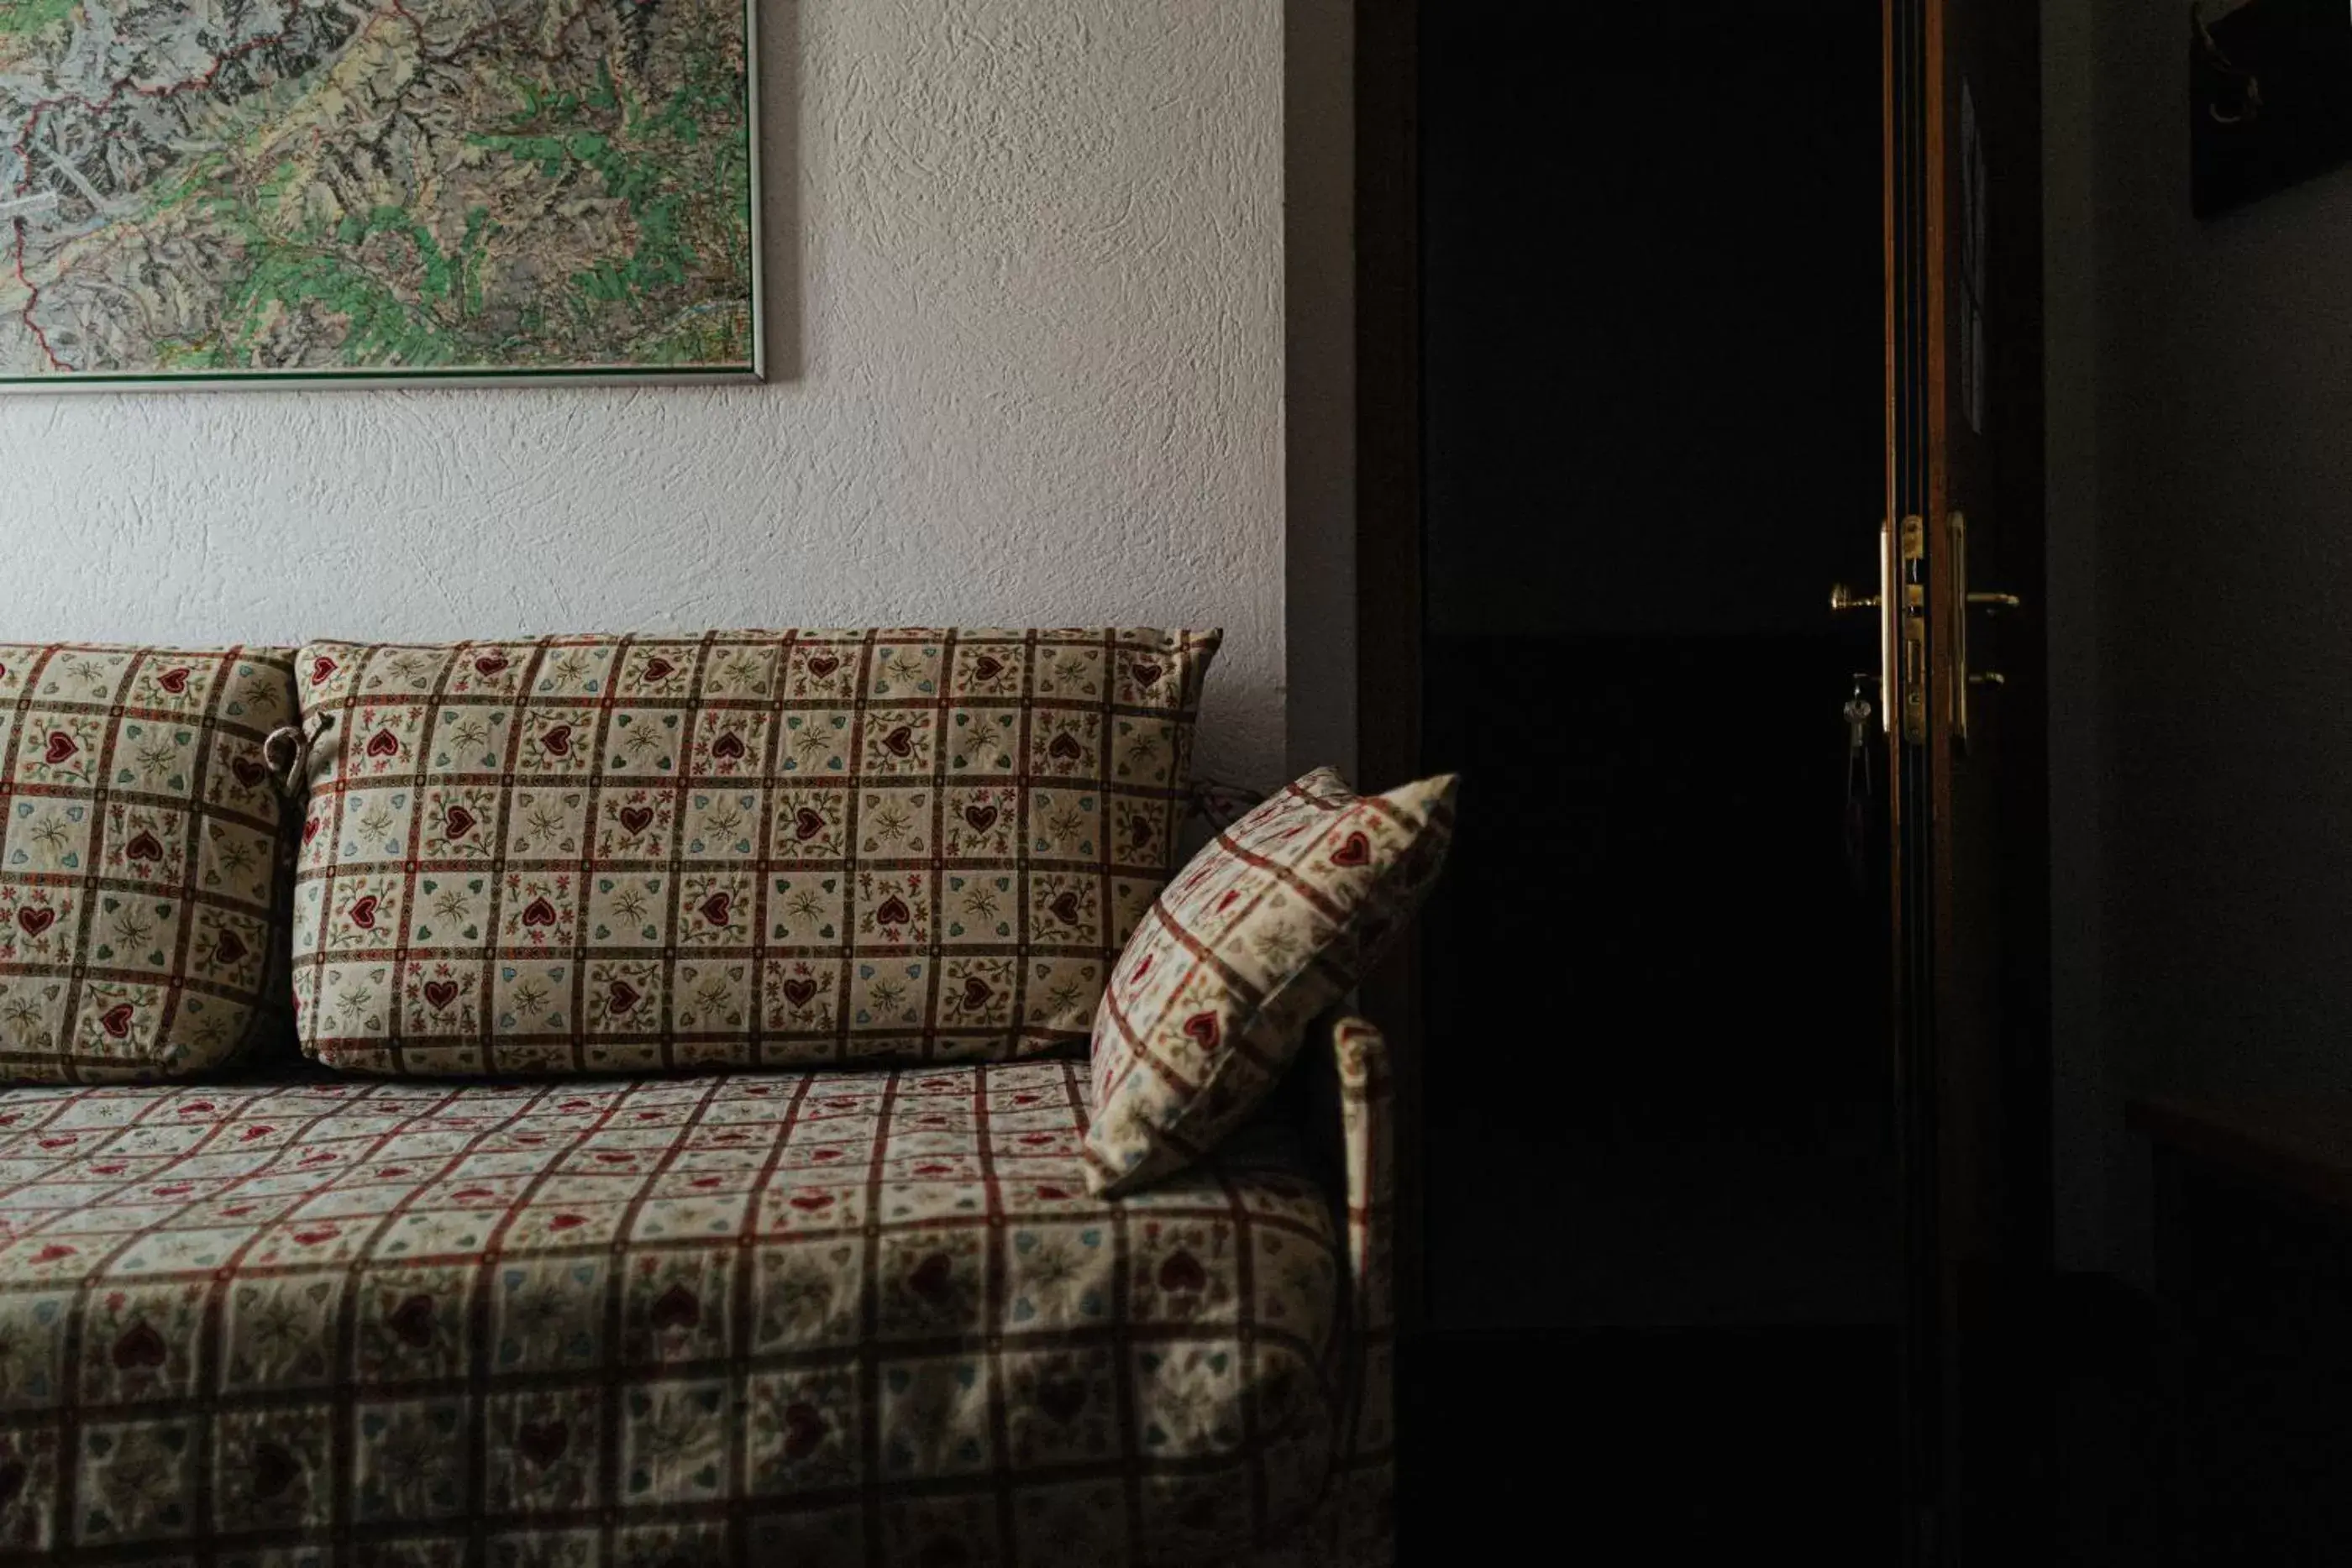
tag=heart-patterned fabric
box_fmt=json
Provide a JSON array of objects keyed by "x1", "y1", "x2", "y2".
[
  {"x1": 0, "y1": 1062, "x2": 1347, "y2": 1565},
  {"x1": 0, "y1": 645, "x2": 298, "y2": 1083},
  {"x1": 290, "y1": 631, "x2": 1218, "y2": 1076},
  {"x1": 1084, "y1": 769, "x2": 1455, "y2": 1194}
]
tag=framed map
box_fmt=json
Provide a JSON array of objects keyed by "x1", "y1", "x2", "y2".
[{"x1": 0, "y1": 0, "x2": 759, "y2": 389}]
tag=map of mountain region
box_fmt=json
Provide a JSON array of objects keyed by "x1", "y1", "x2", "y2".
[{"x1": 0, "y1": 0, "x2": 754, "y2": 380}]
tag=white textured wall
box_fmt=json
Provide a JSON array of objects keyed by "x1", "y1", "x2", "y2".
[{"x1": 0, "y1": 0, "x2": 1287, "y2": 785}]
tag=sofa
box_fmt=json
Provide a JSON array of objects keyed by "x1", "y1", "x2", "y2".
[{"x1": 0, "y1": 632, "x2": 1423, "y2": 1567}]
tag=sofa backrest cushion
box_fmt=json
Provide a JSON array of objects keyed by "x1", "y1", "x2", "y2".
[
  {"x1": 1084, "y1": 766, "x2": 1456, "y2": 1193},
  {"x1": 288, "y1": 628, "x2": 1220, "y2": 1076},
  {"x1": 0, "y1": 644, "x2": 299, "y2": 1082}
]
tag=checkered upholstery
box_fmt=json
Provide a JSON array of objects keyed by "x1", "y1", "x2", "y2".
[
  {"x1": 0, "y1": 644, "x2": 299, "y2": 1083},
  {"x1": 1086, "y1": 769, "x2": 1454, "y2": 1193},
  {"x1": 0, "y1": 1042, "x2": 1384, "y2": 1565},
  {"x1": 287, "y1": 630, "x2": 1217, "y2": 1076}
]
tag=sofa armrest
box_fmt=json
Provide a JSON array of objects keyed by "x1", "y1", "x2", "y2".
[{"x1": 1327, "y1": 1016, "x2": 1397, "y2": 1555}]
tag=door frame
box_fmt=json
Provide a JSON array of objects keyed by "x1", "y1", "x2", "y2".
[{"x1": 1353, "y1": 0, "x2": 1425, "y2": 1335}]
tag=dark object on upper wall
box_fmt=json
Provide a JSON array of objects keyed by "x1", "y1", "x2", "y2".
[{"x1": 2193, "y1": 0, "x2": 2352, "y2": 218}]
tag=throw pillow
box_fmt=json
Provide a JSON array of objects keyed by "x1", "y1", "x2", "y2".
[{"x1": 1084, "y1": 766, "x2": 1456, "y2": 1193}]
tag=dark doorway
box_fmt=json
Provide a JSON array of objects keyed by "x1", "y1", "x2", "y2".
[{"x1": 1397, "y1": 4, "x2": 1900, "y2": 1555}]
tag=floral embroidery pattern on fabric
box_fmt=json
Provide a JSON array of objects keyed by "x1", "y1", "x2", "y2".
[
  {"x1": 1084, "y1": 768, "x2": 1456, "y2": 1193},
  {"x1": 290, "y1": 630, "x2": 1218, "y2": 1076},
  {"x1": 0, "y1": 645, "x2": 297, "y2": 1082}
]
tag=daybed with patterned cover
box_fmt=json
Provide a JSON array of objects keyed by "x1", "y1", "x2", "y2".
[
  {"x1": 0, "y1": 1026, "x2": 1395, "y2": 1565},
  {"x1": 0, "y1": 632, "x2": 1424, "y2": 1566}
]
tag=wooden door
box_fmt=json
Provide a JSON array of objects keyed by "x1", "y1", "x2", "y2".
[{"x1": 1882, "y1": 0, "x2": 2050, "y2": 1560}]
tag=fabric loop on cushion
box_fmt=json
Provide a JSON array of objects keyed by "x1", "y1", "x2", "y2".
[{"x1": 260, "y1": 721, "x2": 310, "y2": 799}]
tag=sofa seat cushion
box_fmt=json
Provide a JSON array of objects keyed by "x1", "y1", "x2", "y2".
[{"x1": 0, "y1": 1064, "x2": 1342, "y2": 1565}]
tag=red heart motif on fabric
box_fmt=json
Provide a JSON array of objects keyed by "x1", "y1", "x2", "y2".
[
  {"x1": 711, "y1": 730, "x2": 746, "y2": 762},
  {"x1": 539, "y1": 725, "x2": 574, "y2": 758},
  {"x1": 547, "y1": 1214, "x2": 588, "y2": 1231},
  {"x1": 1158, "y1": 1248, "x2": 1209, "y2": 1294},
  {"x1": 302, "y1": 817, "x2": 322, "y2": 846},
  {"x1": 811, "y1": 1146, "x2": 844, "y2": 1162},
  {"x1": 517, "y1": 1418, "x2": 568, "y2": 1468},
  {"x1": 692, "y1": 1175, "x2": 723, "y2": 1188},
  {"x1": 793, "y1": 806, "x2": 824, "y2": 841},
  {"x1": 960, "y1": 976, "x2": 992, "y2": 1009},
  {"x1": 641, "y1": 657, "x2": 675, "y2": 683},
  {"x1": 231, "y1": 756, "x2": 268, "y2": 789},
  {"x1": 781, "y1": 978, "x2": 818, "y2": 1007},
  {"x1": 1182, "y1": 1012, "x2": 1221, "y2": 1052},
  {"x1": 908, "y1": 1252, "x2": 956, "y2": 1302},
  {"x1": 915, "y1": 1162, "x2": 953, "y2": 1176},
  {"x1": 699, "y1": 892, "x2": 732, "y2": 926},
  {"x1": 1034, "y1": 1184, "x2": 1069, "y2": 1201},
  {"x1": 365, "y1": 729, "x2": 400, "y2": 759},
  {"x1": 617, "y1": 806, "x2": 654, "y2": 836},
  {"x1": 1131, "y1": 953, "x2": 1155, "y2": 983},
  {"x1": 444, "y1": 805, "x2": 477, "y2": 840},
  {"x1": 452, "y1": 1187, "x2": 496, "y2": 1203},
  {"x1": 1130, "y1": 662, "x2": 1162, "y2": 689},
  {"x1": 805, "y1": 653, "x2": 841, "y2": 678},
  {"x1": 37, "y1": 1135, "x2": 73, "y2": 1148},
  {"x1": 156, "y1": 667, "x2": 191, "y2": 695},
  {"x1": 874, "y1": 894, "x2": 911, "y2": 927},
  {"x1": 41, "y1": 732, "x2": 75, "y2": 765},
  {"x1": 881, "y1": 725, "x2": 915, "y2": 758},
  {"x1": 788, "y1": 1193, "x2": 833, "y2": 1211},
  {"x1": 1018, "y1": 1132, "x2": 1054, "y2": 1147},
  {"x1": 1047, "y1": 892, "x2": 1083, "y2": 926},
  {"x1": 782, "y1": 1402, "x2": 827, "y2": 1460},
  {"x1": 349, "y1": 895, "x2": 380, "y2": 931},
  {"x1": 1047, "y1": 730, "x2": 1083, "y2": 763},
  {"x1": 608, "y1": 979, "x2": 641, "y2": 1014},
  {"x1": 387, "y1": 1292, "x2": 437, "y2": 1348},
  {"x1": 16, "y1": 908, "x2": 55, "y2": 937},
  {"x1": 92, "y1": 1162, "x2": 124, "y2": 1175},
  {"x1": 298, "y1": 1150, "x2": 334, "y2": 1167},
  {"x1": 521, "y1": 897, "x2": 558, "y2": 928},
  {"x1": 213, "y1": 929, "x2": 248, "y2": 965},
  {"x1": 1037, "y1": 1378, "x2": 1089, "y2": 1424},
  {"x1": 649, "y1": 1282, "x2": 701, "y2": 1331},
  {"x1": 123, "y1": 831, "x2": 163, "y2": 863},
  {"x1": 1331, "y1": 831, "x2": 1373, "y2": 868},
  {"x1": 473, "y1": 653, "x2": 510, "y2": 677},
  {"x1": 309, "y1": 656, "x2": 338, "y2": 686},
  {"x1": 32, "y1": 1243, "x2": 75, "y2": 1264},
  {"x1": 970, "y1": 654, "x2": 1005, "y2": 683},
  {"x1": 423, "y1": 980, "x2": 459, "y2": 1012},
  {"x1": 239, "y1": 1125, "x2": 276, "y2": 1141},
  {"x1": 111, "y1": 1320, "x2": 167, "y2": 1370},
  {"x1": 250, "y1": 1440, "x2": 301, "y2": 1501},
  {"x1": 292, "y1": 1228, "x2": 336, "y2": 1246},
  {"x1": 963, "y1": 804, "x2": 1000, "y2": 836},
  {"x1": 594, "y1": 1151, "x2": 633, "y2": 1166},
  {"x1": 151, "y1": 1182, "x2": 191, "y2": 1195},
  {"x1": 98, "y1": 1004, "x2": 135, "y2": 1039}
]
